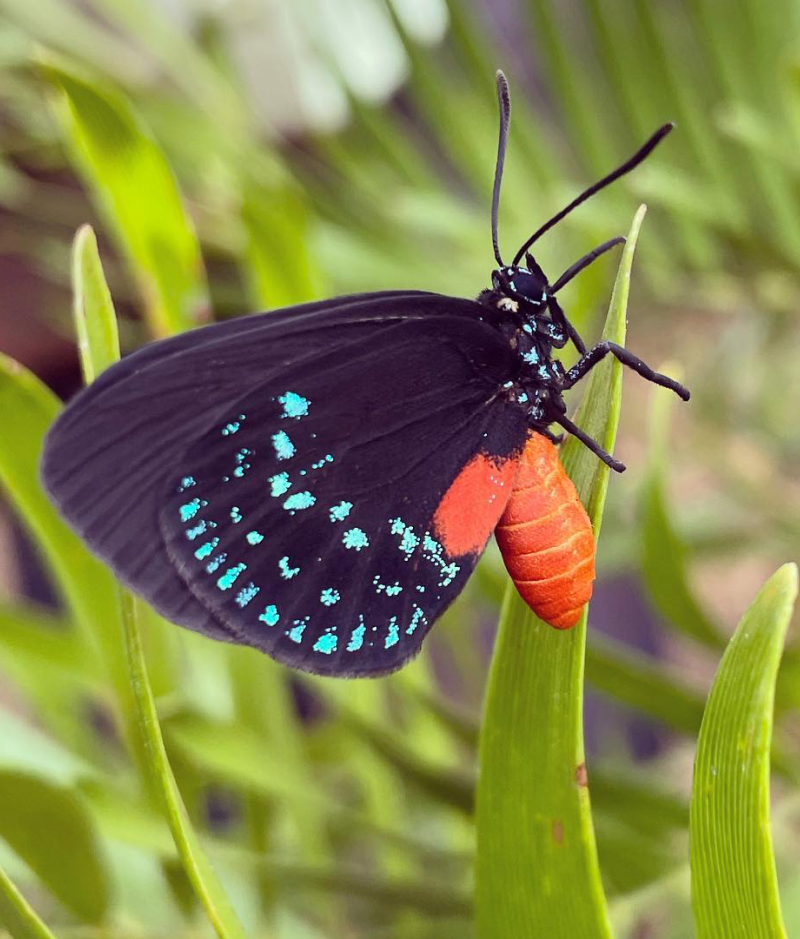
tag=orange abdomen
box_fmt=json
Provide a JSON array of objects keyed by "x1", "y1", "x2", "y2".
[{"x1": 495, "y1": 434, "x2": 595, "y2": 629}]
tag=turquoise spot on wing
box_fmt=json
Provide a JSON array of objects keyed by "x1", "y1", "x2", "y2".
[
  {"x1": 194, "y1": 538, "x2": 219, "y2": 560},
  {"x1": 178, "y1": 476, "x2": 196, "y2": 492},
  {"x1": 235, "y1": 583, "x2": 259, "y2": 607},
  {"x1": 385, "y1": 618, "x2": 399, "y2": 649},
  {"x1": 269, "y1": 473, "x2": 291, "y2": 497},
  {"x1": 179, "y1": 498, "x2": 203, "y2": 522},
  {"x1": 217, "y1": 563, "x2": 246, "y2": 590},
  {"x1": 279, "y1": 556, "x2": 300, "y2": 580},
  {"x1": 205, "y1": 553, "x2": 227, "y2": 574},
  {"x1": 287, "y1": 620, "x2": 307, "y2": 643},
  {"x1": 320, "y1": 588, "x2": 340, "y2": 606},
  {"x1": 230, "y1": 506, "x2": 243, "y2": 523},
  {"x1": 283, "y1": 491, "x2": 315, "y2": 512},
  {"x1": 259, "y1": 605, "x2": 280, "y2": 627},
  {"x1": 277, "y1": 391, "x2": 310, "y2": 420},
  {"x1": 407, "y1": 606, "x2": 428, "y2": 635},
  {"x1": 329, "y1": 501, "x2": 352, "y2": 522},
  {"x1": 314, "y1": 632, "x2": 338, "y2": 654},
  {"x1": 246, "y1": 531, "x2": 264, "y2": 545},
  {"x1": 347, "y1": 618, "x2": 366, "y2": 652},
  {"x1": 272, "y1": 430, "x2": 296, "y2": 461},
  {"x1": 186, "y1": 521, "x2": 207, "y2": 540},
  {"x1": 342, "y1": 527, "x2": 369, "y2": 551}
]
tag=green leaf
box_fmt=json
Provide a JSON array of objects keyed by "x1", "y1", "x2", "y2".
[
  {"x1": 0, "y1": 863, "x2": 60, "y2": 939},
  {"x1": 0, "y1": 772, "x2": 110, "y2": 922},
  {"x1": 120, "y1": 596, "x2": 248, "y2": 939},
  {"x1": 42, "y1": 59, "x2": 208, "y2": 335},
  {"x1": 72, "y1": 224, "x2": 120, "y2": 381},
  {"x1": 476, "y1": 205, "x2": 650, "y2": 939},
  {"x1": 69, "y1": 232, "x2": 247, "y2": 939},
  {"x1": 690, "y1": 563, "x2": 798, "y2": 939}
]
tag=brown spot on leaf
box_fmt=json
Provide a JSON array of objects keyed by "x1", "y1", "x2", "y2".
[
  {"x1": 575, "y1": 763, "x2": 588, "y2": 787},
  {"x1": 552, "y1": 819, "x2": 564, "y2": 844}
]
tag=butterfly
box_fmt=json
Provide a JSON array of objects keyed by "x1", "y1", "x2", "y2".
[{"x1": 41, "y1": 71, "x2": 689, "y2": 677}]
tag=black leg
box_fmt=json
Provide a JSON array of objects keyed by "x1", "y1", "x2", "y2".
[
  {"x1": 553, "y1": 413, "x2": 626, "y2": 473},
  {"x1": 539, "y1": 427, "x2": 565, "y2": 444},
  {"x1": 564, "y1": 341, "x2": 691, "y2": 400},
  {"x1": 547, "y1": 295, "x2": 587, "y2": 355}
]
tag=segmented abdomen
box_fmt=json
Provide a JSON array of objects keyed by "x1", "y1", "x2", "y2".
[{"x1": 495, "y1": 434, "x2": 595, "y2": 629}]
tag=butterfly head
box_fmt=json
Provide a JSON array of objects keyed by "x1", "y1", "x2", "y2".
[{"x1": 491, "y1": 265, "x2": 548, "y2": 311}]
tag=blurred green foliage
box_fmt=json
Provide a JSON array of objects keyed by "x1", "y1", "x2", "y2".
[{"x1": 0, "y1": 0, "x2": 799, "y2": 937}]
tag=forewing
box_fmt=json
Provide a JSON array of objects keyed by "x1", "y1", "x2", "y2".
[
  {"x1": 42, "y1": 291, "x2": 525, "y2": 664},
  {"x1": 160, "y1": 315, "x2": 527, "y2": 675}
]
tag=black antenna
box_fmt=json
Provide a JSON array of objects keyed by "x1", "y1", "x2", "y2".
[
  {"x1": 511, "y1": 123, "x2": 674, "y2": 267},
  {"x1": 491, "y1": 70, "x2": 511, "y2": 267}
]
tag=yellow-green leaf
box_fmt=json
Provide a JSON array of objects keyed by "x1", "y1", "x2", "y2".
[{"x1": 690, "y1": 563, "x2": 798, "y2": 939}]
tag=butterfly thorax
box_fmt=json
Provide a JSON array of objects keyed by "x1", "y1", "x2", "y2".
[{"x1": 477, "y1": 265, "x2": 569, "y2": 432}]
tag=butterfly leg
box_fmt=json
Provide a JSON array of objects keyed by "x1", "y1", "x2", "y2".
[
  {"x1": 564, "y1": 341, "x2": 690, "y2": 400},
  {"x1": 547, "y1": 295, "x2": 586, "y2": 354},
  {"x1": 552, "y1": 412, "x2": 626, "y2": 473},
  {"x1": 539, "y1": 427, "x2": 565, "y2": 445}
]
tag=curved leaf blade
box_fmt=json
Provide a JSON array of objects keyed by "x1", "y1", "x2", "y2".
[
  {"x1": 0, "y1": 772, "x2": 110, "y2": 922},
  {"x1": 70, "y1": 232, "x2": 247, "y2": 939},
  {"x1": 42, "y1": 59, "x2": 208, "y2": 335},
  {"x1": 690, "y1": 563, "x2": 798, "y2": 939},
  {"x1": 476, "y1": 205, "x2": 650, "y2": 939}
]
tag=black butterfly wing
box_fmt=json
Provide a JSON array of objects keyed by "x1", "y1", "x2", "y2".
[
  {"x1": 42, "y1": 291, "x2": 430, "y2": 641},
  {"x1": 43, "y1": 292, "x2": 528, "y2": 674}
]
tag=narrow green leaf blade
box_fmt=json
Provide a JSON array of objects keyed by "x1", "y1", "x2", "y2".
[
  {"x1": 43, "y1": 60, "x2": 208, "y2": 335},
  {"x1": 690, "y1": 563, "x2": 798, "y2": 939},
  {"x1": 120, "y1": 595, "x2": 248, "y2": 939},
  {"x1": 70, "y1": 244, "x2": 247, "y2": 939},
  {"x1": 476, "y1": 205, "x2": 649, "y2": 939},
  {"x1": 0, "y1": 863, "x2": 60, "y2": 939},
  {"x1": 72, "y1": 224, "x2": 119, "y2": 382}
]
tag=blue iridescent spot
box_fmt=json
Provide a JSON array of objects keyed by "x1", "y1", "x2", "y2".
[
  {"x1": 538, "y1": 364, "x2": 550, "y2": 379},
  {"x1": 314, "y1": 632, "x2": 338, "y2": 654},
  {"x1": 185, "y1": 521, "x2": 207, "y2": 540},
  {"x1": 407, "y1": 606, "x2": 428, "y2": 635},
  {"x1": 385, "y1": 618, "x2": 399, "y2": 649},
  {"x1": 329, "y1": 501, "x2": 353, "y2": 522},
  {"x1": 221, "y1": 418, "x2": 243, "y2": 436},
  {"x1": 235, "y1": 583, "x2": 259, "y2": 607},
  {"x1": 277, "y1": 391, "x2": 310, "y2": 420},
  {"x1": 259, "y1": 605, "x2": 280, "y2": 627},
  {"x1": 283, "y1": 491, "x2": 315, "y2": 512},
  {"x1": 522, "y1": 323, "x2": 533, "y2": 335},
  {"x1": 279, "y1": 556, "x2": 300, "y2": 580},
  {"x1": 230, "y1": 506, "x2": 243, "y2": 523},
  {"x1": 246, "y1": 531, "x2": 264, "y2": 545},
  {"x1": 272, "y1": 431, "x2": 296, "y2": 461},
  {"x1": 347, "y1": 618, "x2": 366, "y2": 652},
  {"x1": 269, "y1": 473, "x2": 291, "y2": 497},
  {"x1": 518, "y1": 392, "x2": 529, "y2": 403},
  {"x1": 320, "y1": 588, "x2": 340, "y2": 606},
  {"x1": 205, "y1": 553, "x2": 227, "y2": 574},
  {"x1": 217, "y1": 563, "x2": 246, "y2": 590},
  {"x1": 288, "y1": 621, "x2": 307, "y2": 643},
  {"x1": 178, "y1": 476, "x2": 196, "y2": 492},
  {"x1": 342, "y1": 528, "x2": 369, "y2": 551},
  {"x1": 179, "y1": 498, "x2": 202, "y2": 522},
  {"x1": 194, "y1": 538, "x2": 219, "y2": 560}
]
